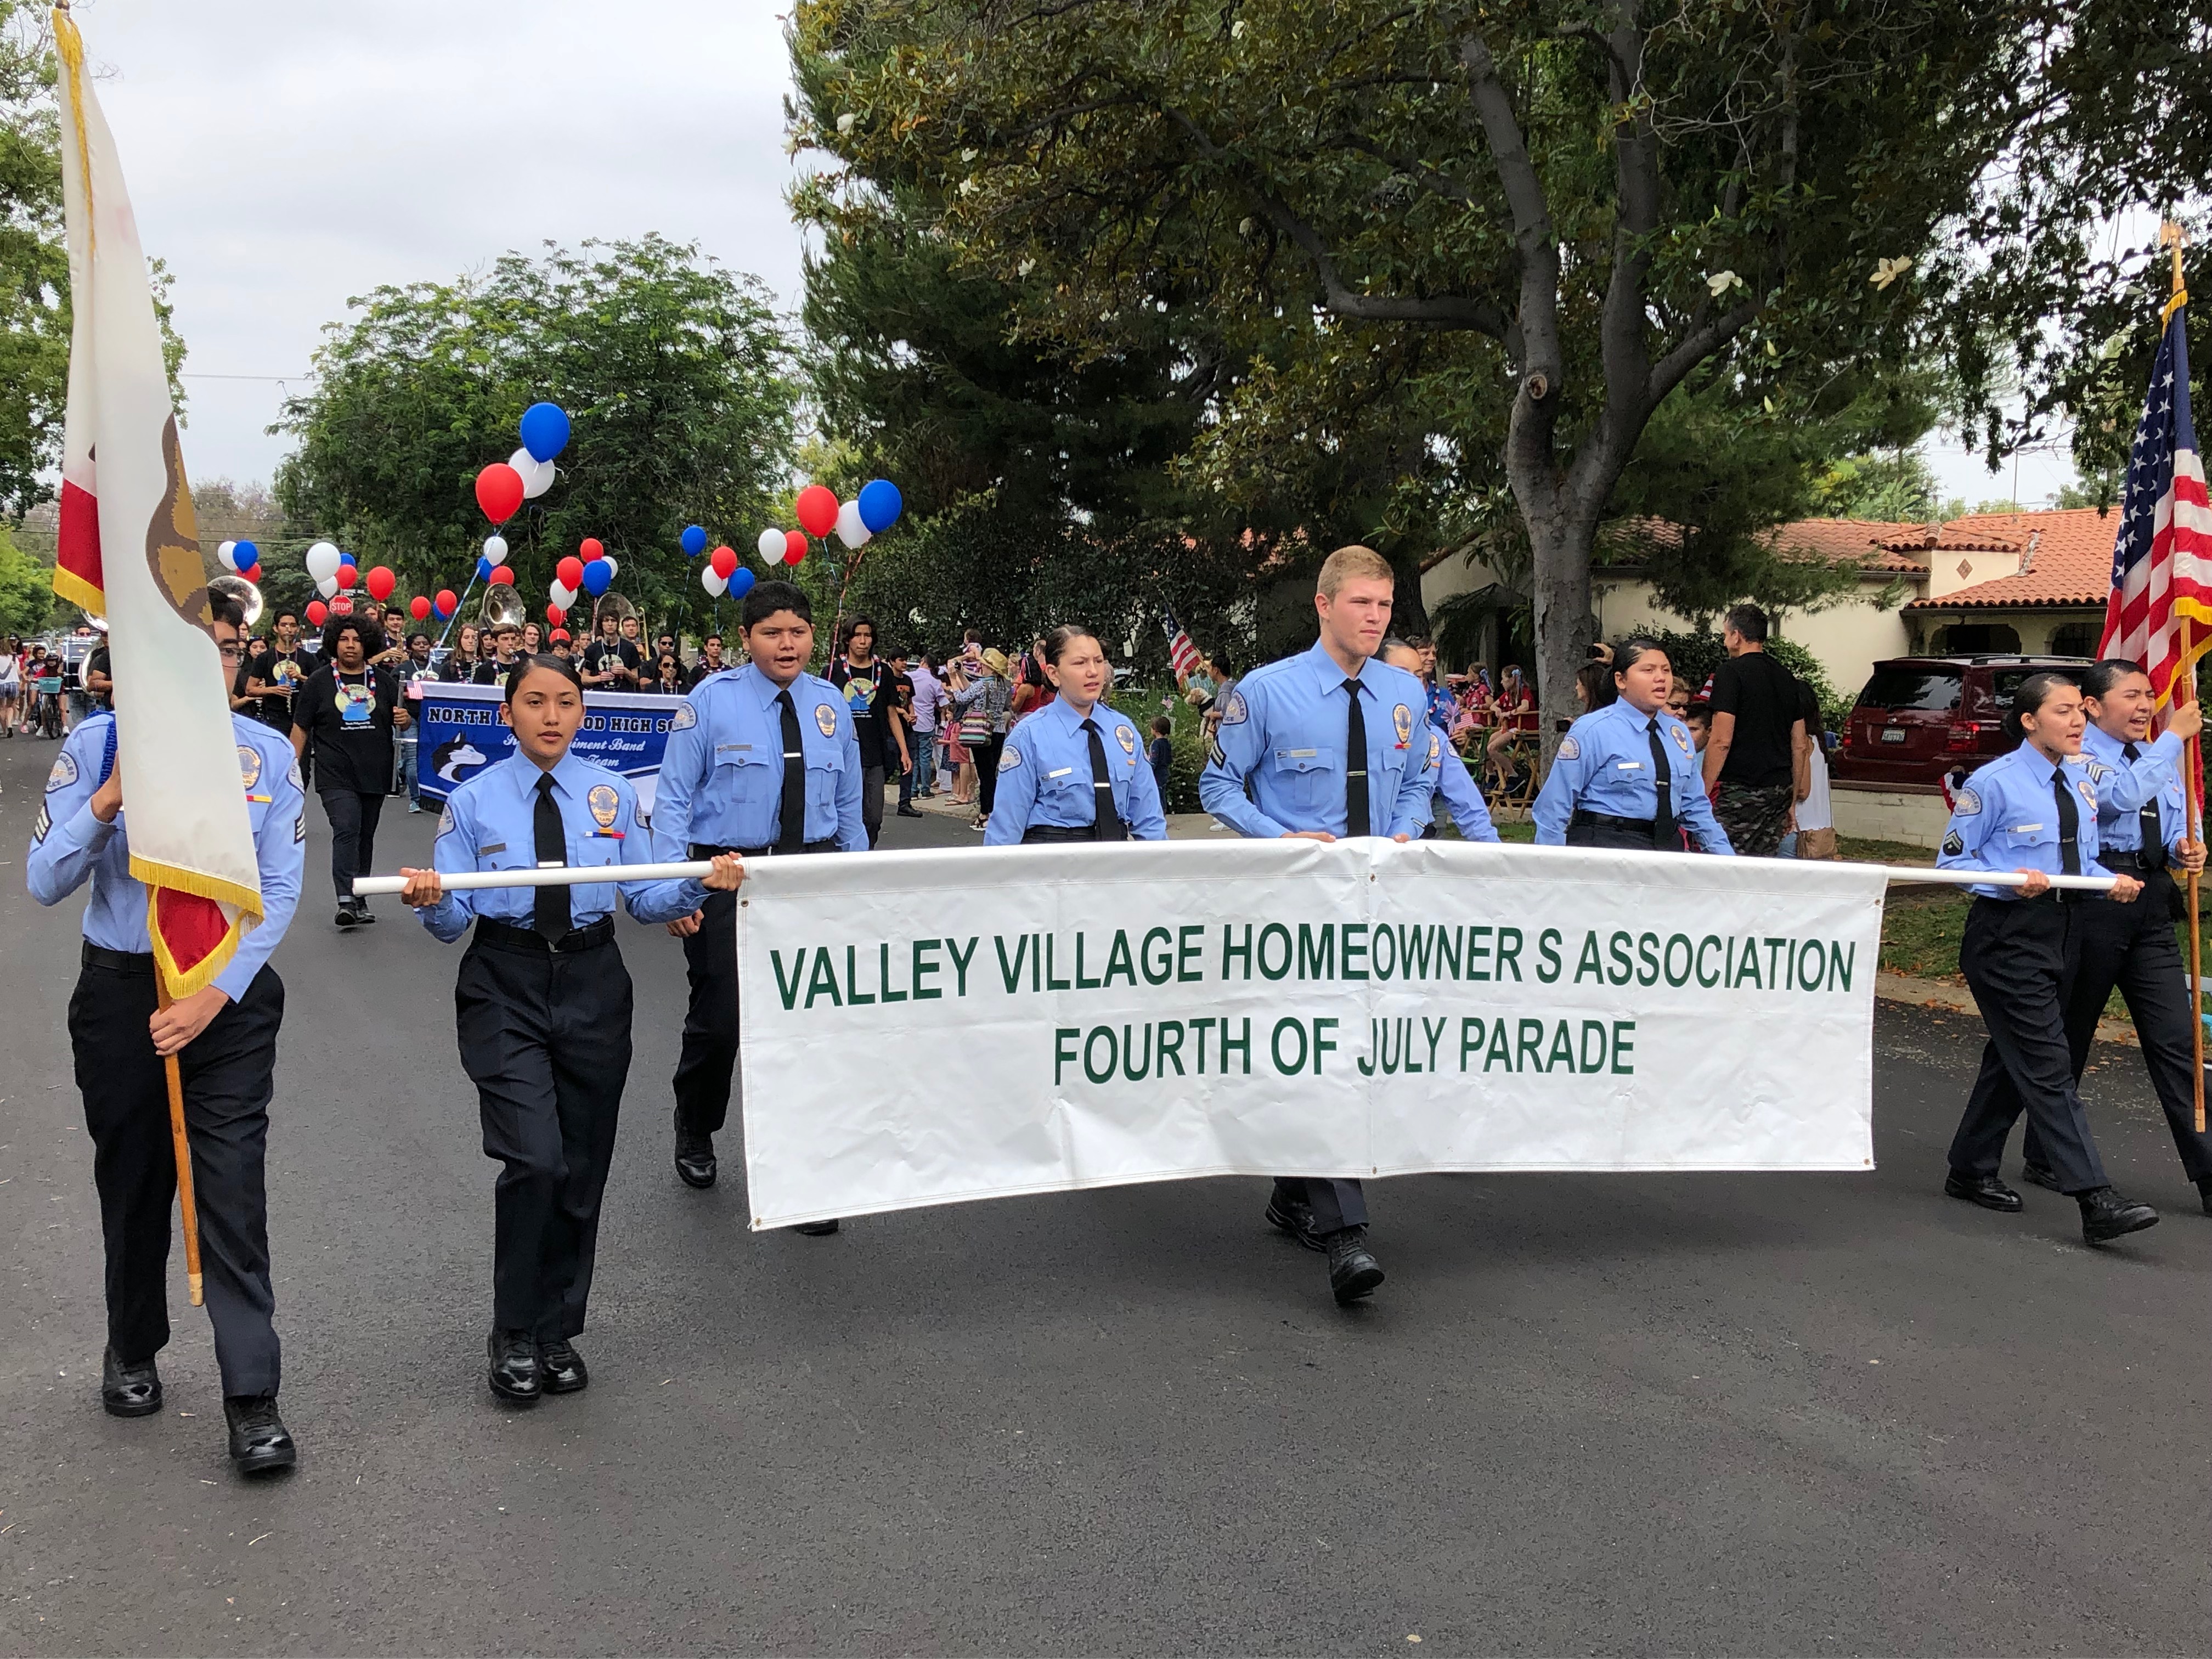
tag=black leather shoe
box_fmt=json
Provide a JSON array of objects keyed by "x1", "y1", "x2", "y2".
[
  {"x1": 333, "y1": 902, "x2": 358, "y2": 928},
  {"x1": 353, "y1": 898, "x2": 375, "y2": 924},
  {"x1": 1944, "y1": 1170, "x2": 2023, "y2": 1212},
  {"x1": 789, "y1": 1218, "x2": 840, "y2": 1236},
  {"x1": 2198, "y1": 1178, "x2": 2212, "y2": 1217},
  {"x1": 2019, "y1": 1161, "x2": 2062, "y2": 1192},
  {"x1": 1325, "y1": 1226, "x2": 1385, "y2": 1304},
  {"x1": 537, "y1": 1338, "x2": 588, "y2": 1394},
  {"x1": 223, "y1": 1395, "x2": 296, "y2": 1475},
  {"x1": 1265, "y1": 1192, "x2": 1325, "y2": 1251},
  {"x1": 487, "y1": 1329, "x2": 541, "y2": 1403},
  {"x1": 674, "y1": 1110, "x2": 716, "y2": 1189},
  {"x1": 896, "y1": 805, "x2": 926, "y2": 818},
  {"x1": 2079, "y1": 1187, "x2": 2159, "y2": 1244},
  {"x1": 101, "y1": 1347, "x2": 162, "y2": 1418}
]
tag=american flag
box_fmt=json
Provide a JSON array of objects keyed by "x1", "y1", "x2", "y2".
[
  {"x1": 1161, "y1": 612, "x2": 1202, "y2": 680},
  {"x1": 2097, "y1": 302, "x2": 2212, "y2": 711}
]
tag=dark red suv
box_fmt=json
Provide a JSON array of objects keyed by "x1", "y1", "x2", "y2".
[{"x1": 1831, "y1": 655, "x2": 2094, "y2": 788}]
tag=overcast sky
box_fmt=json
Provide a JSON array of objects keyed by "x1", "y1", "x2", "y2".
[{"x1": 76, "y1": 0, "x2": 2075, "y2": 509}]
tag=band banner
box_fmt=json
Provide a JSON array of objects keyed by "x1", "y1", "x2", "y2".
[
  {"x1": 412, "y1": 680, "x2": 689, "y2": 809},
  {"x1": 736, "y1": 839, "x2": 1886, "y2": 1229}
]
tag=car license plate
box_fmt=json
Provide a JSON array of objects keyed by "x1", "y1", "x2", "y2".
[{"x1": 1880, "y1": 727, "x2": 1907, "y2": 743}]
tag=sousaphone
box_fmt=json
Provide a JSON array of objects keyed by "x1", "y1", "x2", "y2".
[
  {"x1": 592, "y1": 591, "x2": 637, "y2": 637},
  {"x1": 206, "y1": 573, "x2": 264, "y2": 628},
  {"x1": 478, "y1": 580, "x2": 527, "y2": 635}
]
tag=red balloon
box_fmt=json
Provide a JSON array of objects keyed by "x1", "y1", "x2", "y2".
[
  {"x1": 489, "y1": 565, "x2": 515, "y2": 587},
  {"x1": 435, "y1": 589, "x2": 458, "y2": 617},
  {"x1": 336, "y1": 562, "x2": 358, "y2": 590},
  {"x1": 240, "y1": 564, "x2": 262, "y2": 584},
  {"x1": 305, "y1": 600, "x2": 328, "y2": 626},
  {"x1": 551, "y1": 628, "x2": 570, "y2": 643},
  {"x1": 578, "y1": 537, "x2": 603, "y2": 561},
  {"x1": 710, "y1": 545, "x2": 738, "y2": 578},
  {"x1": 410, "y1": 595, "x2": 432, "y2": 620},
  {"x1": 794, "y1": 484, "x2": 839, "y2": 538},
  {"x1": 556, "y1": 555, "x2": 585, "y2": 590},
  {"x1": 365, "y1": 565, "x2": 396, "y2": 602},
  {"x1": 783, "y1": 529, "x2": 809, "y2": 565},
  {"x1": 546, "y1": 603, "x2": 566, "y2": 626},
  {"x1": 475, "y1": 462, "x2": 525, "y2": 526}
]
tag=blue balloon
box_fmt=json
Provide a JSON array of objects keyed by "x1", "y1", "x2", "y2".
[
  {"x1": 519, "y1": 402, "x2": 572, "y2": 464},
  {"x1": 727, "y1": 568, "x2": 756, "y2": 600},
  {"x1": 680, "y1": 524, "x2": 708, "y2": 557},
  {"x1": 581, "y1": 558, "x2": 612, "y2": 596},
  {"x1": 856, "y1": 478, "x2": 903, "y2": 534},
  {"x1": 232, "y1": 539, "x2": 258, "y2": 565},
  {"x1": 476, "y1": 556, "x2": 494, "y2": 581}
]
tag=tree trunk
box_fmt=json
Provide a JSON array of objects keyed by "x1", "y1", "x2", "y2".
[
  {"x1": 1527, "y1": 509, "x2": 1597, "y2": 766},
  {"x1": 1386, "y1": 548, "x2": 1431, "y2": 640}
]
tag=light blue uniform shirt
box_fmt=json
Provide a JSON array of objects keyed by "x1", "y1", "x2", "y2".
[
  {"x1": 1936, "y1": 741, "x2": 2112, "y2": 899},
  {"x1": 1533, "y1": 698, "x2": 1733, "y2": 853},
  {"x1": 1198, "y1": 642, "x2": 1436, "y2": 838},
  {"x1": 1421, "y1": 737, "x2": 1502, "y2": 842},
  {"x1": 650, "y1": 664, "x2": 867, "y2": 857},
  {"x1": 27, "y1": 712, "x2": 305, "y2": 1001},
  {"x1": 2081, "y1": 722, "x2": 2188, "y2": 859},
  {"x1": 415, "y1": 751, "x2": 701, "y2": 941},
  {"x1": 984, "y1": 695, "x2": 1168, "y2": 844}
]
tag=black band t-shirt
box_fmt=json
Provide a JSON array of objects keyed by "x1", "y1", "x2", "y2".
[
  {"x1": 1708, "y1": 651, "x2": 1802, "y2": 788},
  {"x1": 294, "y1": 663, "x2": 399, "y2": 795}
]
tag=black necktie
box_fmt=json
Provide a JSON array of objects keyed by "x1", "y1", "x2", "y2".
[
  {"x1": 1082, "y1": 718, "x2": 1127, "y2": 841},
  {"x1": 1342, "y1": 678, "x2": 1370, "y2": 837},
  {"x1": 533, "y1": 774, "x2": 571, "y2": 942},
  {"x1": 2052, "y1": 765, "x2": 2081, "y2": 876},
  {"x1": 776, "y1": 689, "x2": 806, "y2": 855},
  {"x1": 1646, "y1": 718, "x2": 1676, "y2": 851},
  {"x1": 2123, "y1": 742, "x2": 2166, "y2": 870}
]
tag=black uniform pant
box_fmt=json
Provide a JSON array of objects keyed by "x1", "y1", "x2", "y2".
[
  {"x1": 860, "y1": 763, "x2": 886, "y2": 847},
  {"x1": 673, "y1": 843, "x2": 837, "y2": 1140},
  {"x1": 1272, "y1": 1176, "x2": 1369, "y2": 1233},
  {"x1": 457, "y1": 931, "x2": 633, "y2": 1342},
  {"x1": 1949, "y1": 896, "x2": 2109, "y2": 1192},
  {"x1": 320, "y1": 787, "x2": 384, "y2": 900},
  {"x1": 2023, "y1": 873, "x2": 2212, "y2": 1184},
  {"x1": 70, "y1": 956, "x2": 284, "y2": 1398}
]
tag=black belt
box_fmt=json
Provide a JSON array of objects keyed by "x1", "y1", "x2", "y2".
[
  {"x1": 1570, "y1": 809, "x2": 1655, "y2": 834},
  {"x1": 1021, "y1": 824, "x2": 1117, "y2": 845},
  {"x1": 2097, "y1": 849, "x2": 2169, "y2": 876},
  {"x1": 82, "y1": 942, "x2": 156, "y2": 975},
  {"x1": 473, "y1": 916, "x2": 616, "y2": 956},
  {"x1": 691, "y1": 841, "x2": 838, "y2": 859}
]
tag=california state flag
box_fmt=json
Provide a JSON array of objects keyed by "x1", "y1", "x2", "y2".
[{"x1": 52, "y1": 8, "x2": 261, "y2": 996}]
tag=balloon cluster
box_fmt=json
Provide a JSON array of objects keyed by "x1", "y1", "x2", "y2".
[
  {"x1": 546, "y1": 536, "x2": 618, "y2": 627},
  {"x1": 215, "y1": 540, "x2": 263, "y2": 584},
  {"x1": 475, "y1": 403, "x2": 571, "y2": 527},
  {"x1": 704, "y1": 478, "x2": 903, "y2": 600}
]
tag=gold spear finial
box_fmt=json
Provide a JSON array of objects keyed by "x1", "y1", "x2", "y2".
[{"x1": 2159, "y1": 221, "x2": 2189, "y2": 325}]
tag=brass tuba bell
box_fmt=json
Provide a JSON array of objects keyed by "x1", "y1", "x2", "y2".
[
  {"x1": 592, "y1": 591, "x2": 637, "y2": 636},
  {"x1": 478, "y1": 580, "x2": 528, "y2": 635},
  {"x1": 207, "y1": 573, "x2": 264, "y2": 629}
]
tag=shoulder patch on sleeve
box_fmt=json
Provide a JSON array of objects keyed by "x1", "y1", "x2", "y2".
[
  {"x1": 46, "y1": 750, "x2": 78, "y2": 792},
  {"x1": 1942, "y1": 829, "x2": 1965, "y2": 856},
  {"x1": 670, "y1": 702, "x2": 696, "y2": 731},
  {"x1": 287, "y1": 755, "x2": 303, "y2": 792},
  {"x1": 814, "y1": 701, "x2": 838, "y2": 738},
  {"x1": 998, "y1": 743, "x2": 1023, "y2": 771},
  {"x1": 1556, "y1": 735, "x2": 1580, "y2": 762},
  {"x1": 437, "y1": 805, "x2": 456, "y2": 836},
  {"x1": 1954, "y1": 786, "x2": 1980, "y2": 817},
  {"x1": 1427, "y1": 731, "x2": 1441, "y2": 768},
  {"x1": 1220, "y1": 690, "x2": 1248, "y2": 726}
]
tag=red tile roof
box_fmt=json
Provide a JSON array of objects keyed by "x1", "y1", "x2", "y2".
[{"x1": 1901, "y1": 507, "x2": 2119, "y2": 610}]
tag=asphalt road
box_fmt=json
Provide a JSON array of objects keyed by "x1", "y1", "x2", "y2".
[{"x1": 2, "y1": 732, "x2": 2207, "y2": 1656}]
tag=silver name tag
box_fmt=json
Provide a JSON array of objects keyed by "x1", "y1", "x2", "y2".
[{"x1": 1047, "y1": 766, "x2": 1075, "y2": 779}]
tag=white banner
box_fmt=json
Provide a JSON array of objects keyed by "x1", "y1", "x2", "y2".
[{"x1": 735, "y1": 839, "x2": 1886, "y2": 1229}]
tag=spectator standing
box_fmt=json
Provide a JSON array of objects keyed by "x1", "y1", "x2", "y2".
[
  {"x1": 291, "y1": 615, "x2": 408, "y2": 926},
  {"x1": 904, "y1": 650, "x2": 944, "y2": 805},
  {"x1": 1790, "y1": 675, "x2": 1837, "y2": 859},
  {"x1": 81, "y1": 635, "x2": 111, "y2": 717},
  {"x1": 883, "y1": 645, "x2": 927, "y2": 819},
  {"x1": 828, "y1": 617, "x2": 909, "y2": 848},
  {"x1": 944, "y1": 657, "x2": 977, "y2": 804},
  {"x1": 0, "y1": 639, "x2": 18, "y2": 735},
  {"x1": 1147, "y1": 716, "x2": 1174, "y2": 803},
  {"x1": 1701, "y1": 603, "x2": 1808, "y2": 858},
  {"x1": 950, "y1": 648, "x2": 1015, "y2": 829}
]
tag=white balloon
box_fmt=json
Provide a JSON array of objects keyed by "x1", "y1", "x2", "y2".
[
  {"x1": 599, "y1": 555, "x2": 617, "y2": 579},
  {"x1": 304, "y1": 540, "x2": 342, "y2": 583},
  {"x1": 483, "y1": 535, "x2": 509, "y2": 561},
  {"x1": 216, "y1": 540, "x2": 238, "y2": 571},
  {"x1": 550, "y1": 581, "x2": 578, "y2": 610},
  {"x1": 757, "y1": 528, "x2": 785, "y2": 562},
  {"x1": 835, "y1": 499, "x2": 873, "y2": 550},
  {"x1": 510, "y1": 447, "x2": 557, "y2": 500},
  {"x1": 701, "y1": 565, "x2": 727, "y2": 597},
  {"x1": 316, "y1": 575, "x2": 338, "y2": 599}
]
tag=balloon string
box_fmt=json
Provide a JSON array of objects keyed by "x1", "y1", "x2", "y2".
[{"x1": 431, "y1": 571, "x2": 482, "y2": 654}]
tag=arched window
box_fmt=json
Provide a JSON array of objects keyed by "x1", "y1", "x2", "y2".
[{"x1": 2046, "y1": 621, "x2": 2100, "y2": 659}]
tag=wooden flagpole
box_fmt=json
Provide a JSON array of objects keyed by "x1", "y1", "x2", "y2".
[
  {"x1": 2162, "y1": 222, "x2": 2206, "y2": 1132},
  {"x1": 154, "y1": 985, "x2": 205, "y2": 1307}
]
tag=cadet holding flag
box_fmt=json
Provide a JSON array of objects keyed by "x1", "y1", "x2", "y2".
[
  {"x1": 985, "y1": 624, "x2": 1167, "y2": 845},
  {"x1": 396, "y1": 654, "x2": 742, "y2": 1403},
  {"x1": 651, "y1": 581, "x2": 865, "y2": 1221},
  {"x1": 1198, "y1": 544, "x2": 1434, "y2": 1305}
]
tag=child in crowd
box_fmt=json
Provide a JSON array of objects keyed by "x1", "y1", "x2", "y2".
[{"x1": 1147, "y1": 716, "x2": 1174, "y2": 804}]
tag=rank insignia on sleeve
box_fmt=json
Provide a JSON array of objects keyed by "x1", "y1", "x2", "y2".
[
  {"x1": 237, "y1": 744, "x2": 263, "y2": 791},
  {"x1": 1392, "y1": 703, "x2": 1413, "y2": 746},
  {"x1": 46, "y1": 751, "x2": 77, "y2": 792},
  {"x1": 1556, "y1": 736, "x2": 1581, "y2": 761},
  {"x1": 1117, "y1": 724, "x2": 1136, "y2": 755},
  {"x1": 32, "y1": 804, "x2": 50, "y2": 843},
  {"x1": 2085, "y1": 760, "x2": 2111, "y2": 782},
  {"x1": 1220, "y1": 691, "x2": 1248, "y2": 726},
  {"x1": 669, "y1": 702, "x2": 696, "y2": 731},
  {"x1": 294, "y1": 812, "x2": 306, "y2": 844},
  {"x1": 1954, "y1": 787, "x2": 1980, "y2": 816},
  {"x1": 999, "y1": 744, "x2": 1023, "y2": 771},
  {"x1": 814, "y1": 703, "x2": 838, "y2": 738},
  {"x1": 1942, "y1": 830, "x2": 1964, "y2": 856},
  {"x1": 588, "y1": 783, "x2": 620, "y2": 828}
]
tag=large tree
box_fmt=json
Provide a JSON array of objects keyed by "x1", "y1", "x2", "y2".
[
  {"x1": 275, "y1": 236, "x2": 799, "y2": 634},
  {"x1": 793, "y1": 0, "x2": 2204, "y2": 737}
]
